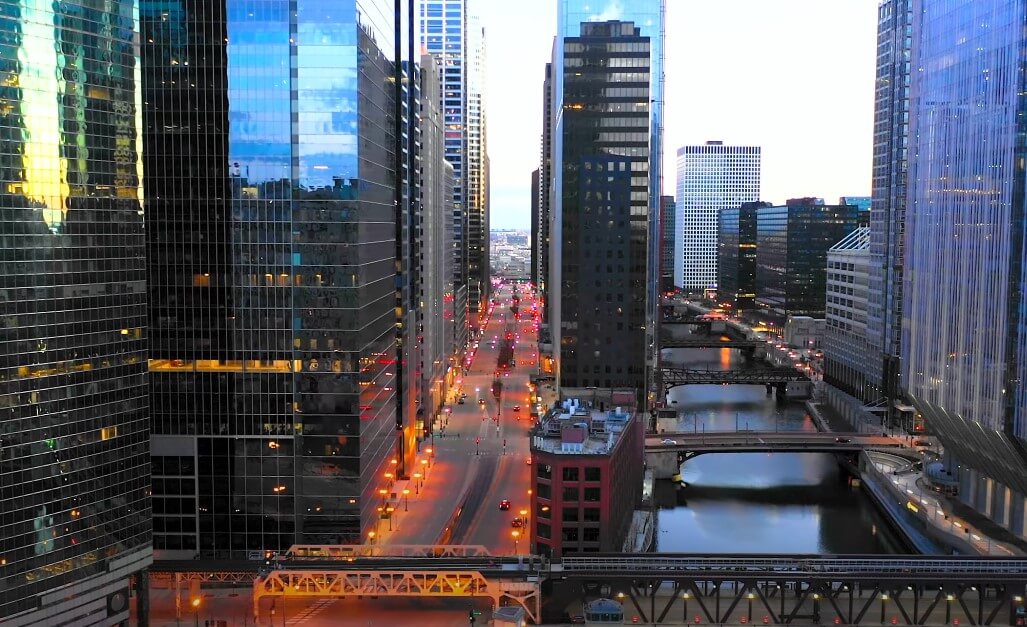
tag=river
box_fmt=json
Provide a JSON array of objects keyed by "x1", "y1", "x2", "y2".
[{"x1": 654, "y1": 342, "x2": 906, "y2": 554}]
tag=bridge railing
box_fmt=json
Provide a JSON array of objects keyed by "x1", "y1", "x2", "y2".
[{"x1": 284, "y1": 544, "x2": 492, "y2": 559}]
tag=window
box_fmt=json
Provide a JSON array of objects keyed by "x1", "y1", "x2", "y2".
[
  {"x1": 562, "y1": 467, "x2": 579, "y2": 481},
  {"x1": 584, "y1": 467, "x2": 601, "y2": 481},
  {"x1": 562, "y1": 507, "x2": 579, "y2": 522},
  {"x1": 537, "y1": 523, "x2": 551, "y2": 539},
  {"x1": 584, "y1": 487, "x2": 601, "y2": 501},
  {"x1": 583, "y1": 528, "x2": 600, "y2": 542},
  {"x1": 537, "y1": 464, "x2": 552, "y2": 479},
  {"x1": 562, "y1": 528, "x2": 579, "y2": 542},
  {"x1": 583, "y1": 508, "x2": 600, "y2": 522},
  {"x1": 536, "y1": 483, "x2": 551, "y2": 499},
  {"x1": 562, "y1": 487, "x2": 579, "y2": 502}
]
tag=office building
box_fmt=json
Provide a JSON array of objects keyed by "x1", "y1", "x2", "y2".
[
  {"x1": 903, "y1": 0, "x2": 1027, "y2": 538},
  {"x1": 674, "y1": 142, "x2": 761, "y2": 291},
  {"x1": 717, "y1": 201, "x2": 769, "y2": 311},
  {"x1": 660, "y1": 196, "x2": 677, "y2": 292},
  {"x1": 0, "y1": 2, "x2": 152, "y2": 623},
  {"x1": 539, "y1": 60, "x2": 555, "y2": 324},
  {"x1": 866, "y1": 0, "x2": 912, "y2": 408},
  {"x1": 531, "y1": 169, "x2": 541, "y2": 288},
  {"x1": 823, "y1": 228, "x2": 873, "y2": 399},
  {"x1": 418, "y1": 54, "x2": 458, "y2": 434},
  {"x1": 755, "y1": 199, "x2": 860, "y2": 319},
  {"x1": 421, "y1": 0, "x2": 490, "y2": 339},
  {"x1": 551, "y1": 18, "x2": 654, "y2": 400},
  {"x1": 551, "y1": 0, "x2": 664, "y2": 405},
  {"x1": 142, "y1": 0, "x2": 414, "y2": 558},
  {"x1": 531, "y1": 400, "x2": 643, "y2": 557},
  {"x1": 840, "y1": 196, "x2": 872, "y2": 213}
]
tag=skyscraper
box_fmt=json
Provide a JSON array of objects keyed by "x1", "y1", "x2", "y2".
[
  {"x1": 1, "y1": 2, "x2": 152, "y2": 623},
  {"x1": 550, "y1": 4, "x2": 663, "y2": 403},
  {"x1": 675, "y1": 142, "x2": 761, "y2": 292},
  {"x1": 141, "y1": 0, "x2": 413, "y2": 558},
  {"x1": 903, "y1": 0, "x2": 1027, "y2": 538},
  {"x1": 717, "y1": 201, "x2": 769, "y2": 311},
  {"x1": 539, "y1": 58, "x2": 555, "y2": 324},
  {"x1": 660, "y1": 196, "x2": 677, "y2": 292},
  {"x1": 865, "y1": 0, "x2": 911, "y2": 407},
  {"x1": 420, "y1": 0, "x2": 490, "y2": 342},
  {"x1": 824, "y1": 228, "x2": 873, "y2": 400},
  {"x1": 531, "y1": 168, "x2": 541, "y2": 288}
]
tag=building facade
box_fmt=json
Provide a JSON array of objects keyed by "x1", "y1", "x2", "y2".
[
  {"x1": 866, "y1": 0, "x2": 912, "y2": 408},
  {"x1": 755, "y1": 199, "x2": 860, "y2": 319},
  {"x1": 660, "y1": 196, "x2": 676, "y2": 292},
  {"x1": 717, "y1": 201, "x2": 768, "y2": 311},
  {"x1": 539, "y1": 60, "x2": 555, "y2": 324},
  {"x1": 142, "y1": 0, "x2": 414, "y2": 558},
  {"x1": 551, "y1": 0, "x2": 664, "y2": 405},
  {"x1": 674, "y1": 142, "x2": 761, "y2": 291},
  {"x1": 903, "y1": 0, "x2": 1027, "y2": 538},
  {"x1": 531, "y1": 168, "x2": 541, "y2": 288},
  {"x1": 420, "y1": 0, "x2": 489, "y2": 340},
  {"x1": 552, "y1": 19, "x2": 651, "y2": 398},
  {"x1": 0, "y1": 2, "x2": 152, "y2": 623},
  {"x1": 823, "y1": 228, "x2": 873, "y2": 399},
  {"x1": 530, "y1": 400, "x2": 643, "y2": 557}
]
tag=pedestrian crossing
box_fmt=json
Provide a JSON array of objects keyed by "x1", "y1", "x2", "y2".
[{"x1": 286, "y1": 599, "x2": 334, "y2": 625}]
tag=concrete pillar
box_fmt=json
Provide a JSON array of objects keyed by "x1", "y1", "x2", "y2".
[
  {"x1": 646, "y1": 451, "x2": 682, "y2": 479},
  {"x1": 134, "y1": 569, "x2": 149, "y2": 627}
]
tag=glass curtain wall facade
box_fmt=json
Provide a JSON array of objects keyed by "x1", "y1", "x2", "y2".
[
  {"x1": 142, "y1": 0, "x2": 408, "y2": 558},
  {"x1": 553, "y1": 0, "x2": 664, "y2": 405},
  {"x1": 674, "y1": 142, "x2": 761, "y2": 292},
  {"x1": 866, "y1": 0, "x2": 911, "y2": 406},
  {"x1": 755, "y1": 200, "x2": 860, "y2": 319},
  {"x1": 660, "y1": 196, "x2": 676, "y2": 292},
  {"x1": 903, "y1": 0, "x2": 1027, "y2": 537},
  {"x1": 0, "y1": 1, "x2": 152, "y2": 623},
  {"x1": 554, "y1": 20, "x2": 650, "y2": 399},
  {"x1": 717, "y1": 202, "x2": 767, "y2": 311}
]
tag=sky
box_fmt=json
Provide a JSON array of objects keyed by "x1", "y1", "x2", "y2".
[{"x1": 480, "y1": 0, "x2": 879, "y2": 229}]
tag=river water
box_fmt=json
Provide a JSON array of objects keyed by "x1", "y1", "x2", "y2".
[{"x1": 654, "y1": 342, "x2": 905, "y2": 554}]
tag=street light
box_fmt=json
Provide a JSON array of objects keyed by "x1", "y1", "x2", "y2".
[
  {"x1": 413, "y1": 472, "x2": 423, "y2": 494},
  {"x1": 511, "y1": 529, "x2": 521, "y2": 555},
  {"x1": 880, "y1": 593, "x2": 889, "y2": 624},
  {"x1": 368, "y1": 531, "x2": 376, "y2": 545},
  {"x1": 402, "y1": 488, "x2": 410, "y2": 511},
  {"x1": 191, "y1": 596, "x2": 201, "y2": 627},
  {"x1": 682, "y1": 592, "x2": 690, "y2": 623}
]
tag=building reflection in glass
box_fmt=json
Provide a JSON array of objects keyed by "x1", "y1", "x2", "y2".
[
  {"x1": 142, "y1": 0, "x2": 403, "y2": 559},
  {"x1": 0, "y1": 1, "x2": 152, "y2": 622}
]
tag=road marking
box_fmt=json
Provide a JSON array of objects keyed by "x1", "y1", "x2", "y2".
[{"x1": 286, "y1": 599, "x2": 334, "y2": 625}]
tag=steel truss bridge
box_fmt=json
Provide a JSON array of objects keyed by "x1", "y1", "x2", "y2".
[
  {"x1": 661, "y1": 338, "x2": 765, "y2": 350},
  {"x1": 662, "y1": 366, "x2": 809, "y2": 388},
  {"x1": 150, "y1": 548, "x2": 1027, "y2": 625}
]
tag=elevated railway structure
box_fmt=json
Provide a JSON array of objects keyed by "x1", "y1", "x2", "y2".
[
  {"x1": 661, "y1": 366, "x2": 809, "y2": 390},
  {"x1": 149, "y1": 549, "x2": 1027, "y2": 625}
]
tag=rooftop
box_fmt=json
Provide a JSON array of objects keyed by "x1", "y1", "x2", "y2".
[
  {"x1": 830, "y1": 226, "x2": 870, "y2": 252},
  {"x1": 531, "y1": 398, "x2": 636, "y2": 456}
]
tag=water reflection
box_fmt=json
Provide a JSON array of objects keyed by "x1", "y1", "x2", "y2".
[{"x1": 656, "y1": 346, "x2": 904, "y2": 554}]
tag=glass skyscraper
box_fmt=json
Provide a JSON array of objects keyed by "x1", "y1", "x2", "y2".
[
  {"x1": 717, "y1": 201, "x2": 768, "y2": 311},
  {"x1": 674, "y1": 142, "x2": 761, "y2": 291},
  {"x1": 1, "y1": 1, "x2": 152, "y2": 623},
  {"x1": 865, "y1": 0, "x2": 911, "y2": 407},
  {"x1": 141, "y1": 0, "x2": 410, "y2": 558},
  {"x1": 551, "y1": 0, "x2": 664, "y2": 406},
  {"x1": 903, "y1": 0, "x2": 1027, "y2": 537},
  {"x1": 420, "y1": 0, "x2": 489, "y2": 345}
]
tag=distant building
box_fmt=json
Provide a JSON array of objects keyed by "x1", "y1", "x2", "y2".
[
  {"x1": 823, "y1": 228, "x2": 873, "y2": 398},
  {"x1": 660, "y1": 196, "x2": 677, "y2": 292},
  {"x1": 530, "y1": 400, "x2": 644, "y2": 557},
  {"x1": 717, "y1": 201, "x2": 769, "y2": 310},
  {"x1": 531, "y1": 168, "x2": 541, "y2": 287},
  {"x1": 784, "y1": 316, "x2": 826, "y2": 350},
  {"x1": 675, "y1": 142, "x2": 761, "y2": 291},
  {"x1": 755, "y1": 199, "x2": 861, "y2": 319}
]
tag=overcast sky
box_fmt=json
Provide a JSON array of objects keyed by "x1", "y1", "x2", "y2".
[{"x1": 480, "y1": 0, "x2": 879, "y2": 229}]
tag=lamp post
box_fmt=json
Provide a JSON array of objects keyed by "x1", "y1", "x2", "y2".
[
  {"x1": 386, "y1": 505, "x2": 395, "y2": 531},
  {"x1": 368, "y1": 531, "x2": 376, "y2": 545},
  {"x1": 880, "y1": 593, "x2": 889, "y2": 624},
  {"x1": 413, "y1": 472, "x2": 422, "y2": 494},
  {"x1": 511, "y1": 530, "x2": 520, "y2": 555},
  {"x1": 682, "y1": 592, "x2": 690, "y2": 623},
  {"x1": 945, "y1": 594, "x2": 954, "y2": 624},
  {"x1": 191, "y1": 596, "x2": 201, "y2": 627},
  {"x1": 748, "y1": 592, "x2": 755, "y2": 623},
  {"x1": 402, "y1": 488, "x2": 410, "y2": 511}
]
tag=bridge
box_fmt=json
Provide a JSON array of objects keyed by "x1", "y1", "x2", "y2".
[
  {"x1": 662, "y1": 314, "x2": 717, "y2": 326},
  {"x1": 661, "y1": 337, "x2": 765, "y2": 350},
  {"x1": 644, "y1": 431, "x2": 902, "y2": 478},
  {"x1": 150, "y1": 549, "x2": 1027, "y2": 625},
  {"x1": 662, "y1": 366, "x2": 809, "y2": 389}
]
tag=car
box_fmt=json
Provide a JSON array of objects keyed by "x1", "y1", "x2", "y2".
[
  {"x1": 661, "y1": 439, "x2": 677, "y2": 445},
  {"x1": 513, "y1": 405, "x2": 521, "y2": 412},
  {"x1": 570, "y1": 616, "x2": 586, "y2": 624},
  {"x1": 478, "y1": 399, "x2": 486, "y2": 406},
  {"x1": 499, "y1": 500, "x2": 511, "y2": 511},
  {"x1": 457, "y1": 398, "x2": 465, "y2": 405},
  {"x1": 834, "y1": 437, "x2": 851, "y2": 444},
  {"x1": 511, "y1": 517, "x2": 524, "y2": 528}
]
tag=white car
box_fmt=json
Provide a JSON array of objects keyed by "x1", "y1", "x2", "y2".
[{"x1": 661, "y1": 439, "x2": 677, "y2": 445}]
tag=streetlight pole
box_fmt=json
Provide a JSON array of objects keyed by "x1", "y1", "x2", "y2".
[
  {"x1": 682, "y1": 592, "x2": 690, "y2": 623},
  {"x1": 511, "y1": 530, "x2": 520, "y2": 555},
  {"x1": 403, "y1": 488, "x2": 410, "y2": 511}
]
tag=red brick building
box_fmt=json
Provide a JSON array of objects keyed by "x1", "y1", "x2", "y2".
[{"x1": 530, "y1": 400, "x2": 643, "y2": 556}]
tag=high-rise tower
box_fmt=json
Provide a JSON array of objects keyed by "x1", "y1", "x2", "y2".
[
  {"x1": 674, "y1": 142, "x2": 761, "y2": 292},
  {"x1": 141, "y1": 0, "x2": 414, "y2": 558},
  {"x1": 420, "y1": 0, "x2": 490, "y2": 345},
  {"x1": 903, "y1": 0, "x2": 1027, "y2": 539},
  {"x1": 1, "y1": 2, "x2": 152, "y2": 623}
]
